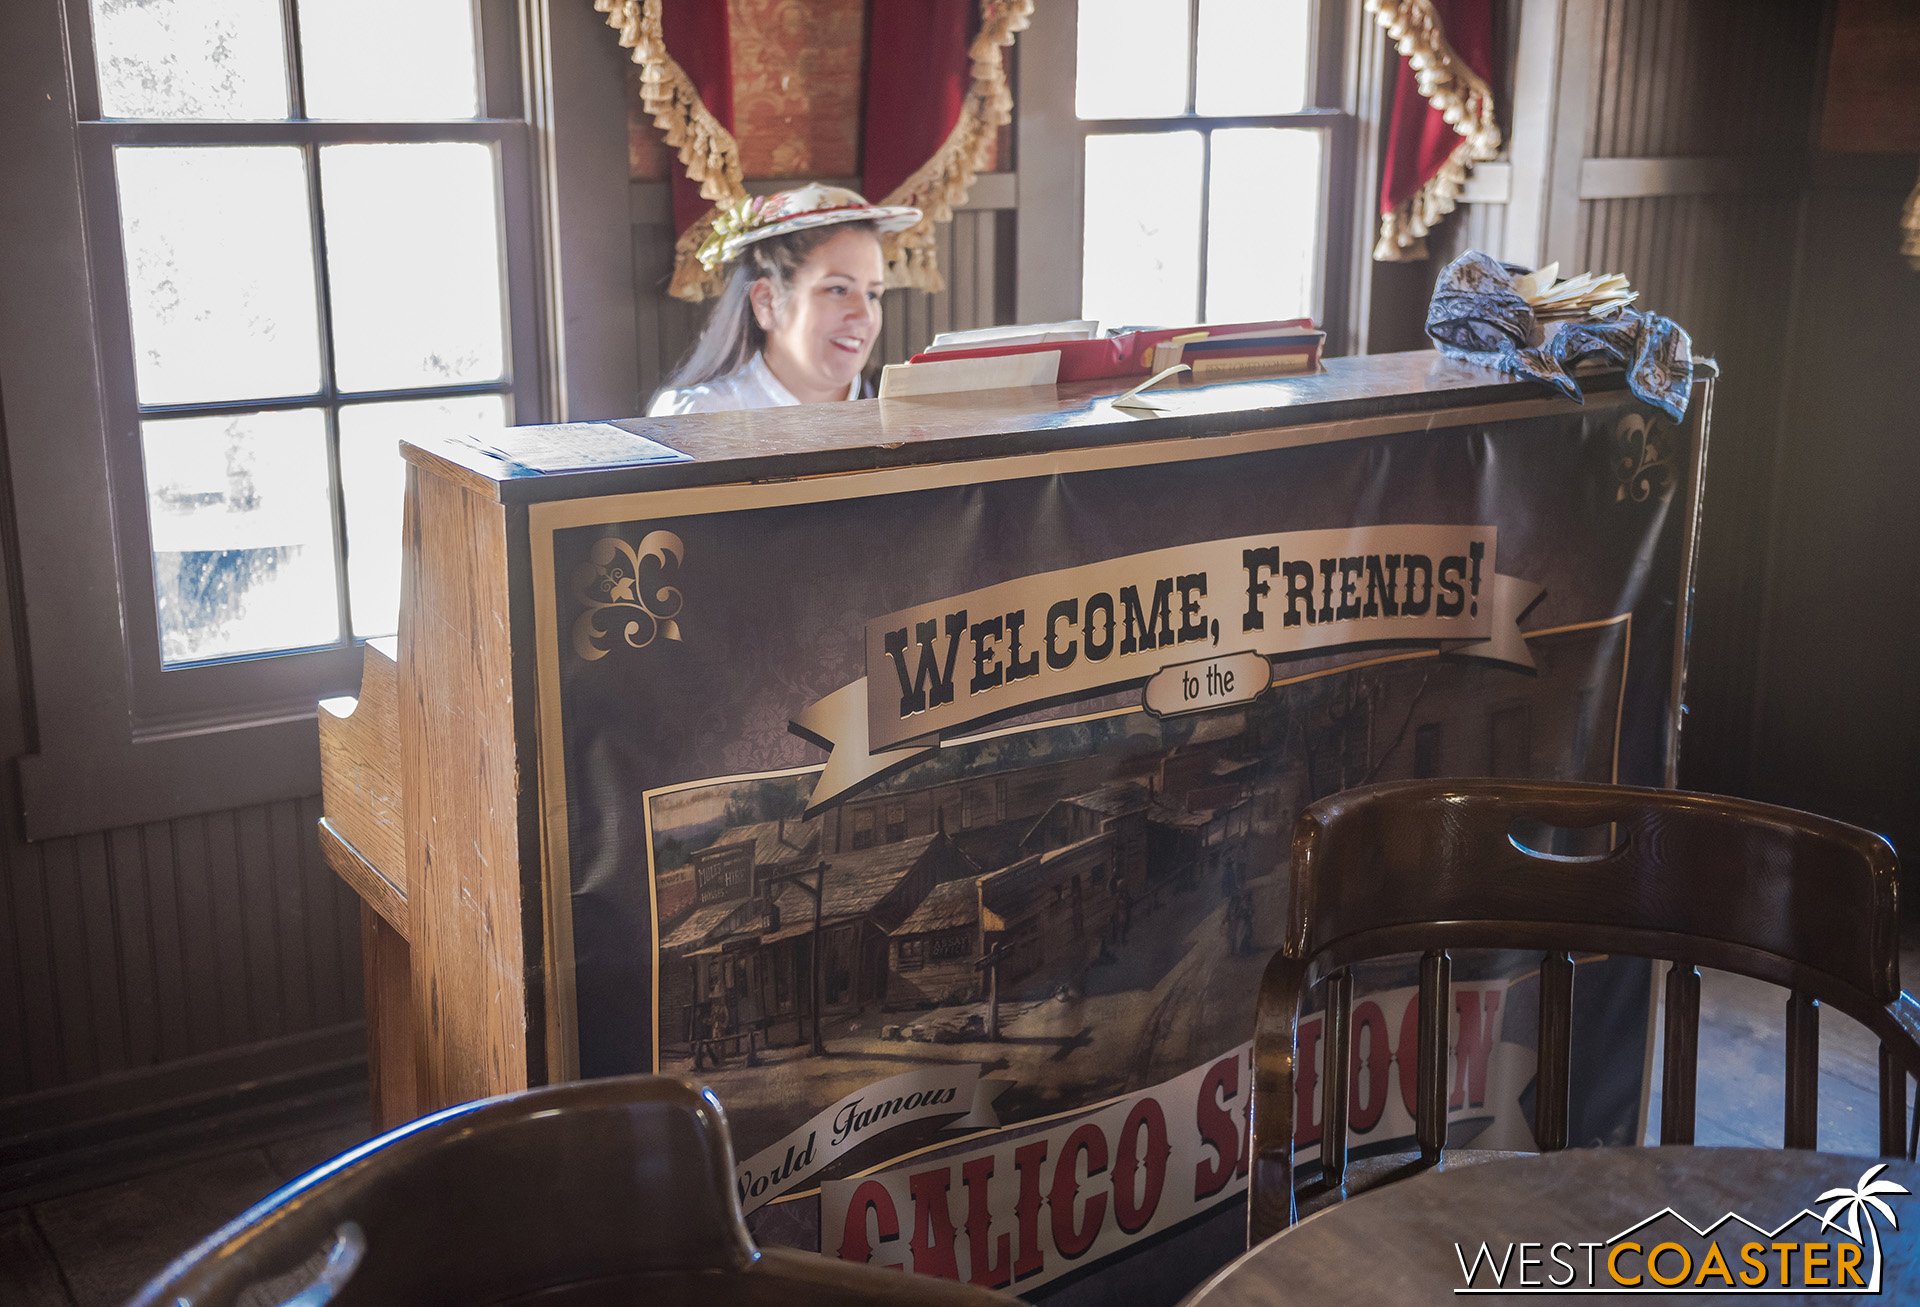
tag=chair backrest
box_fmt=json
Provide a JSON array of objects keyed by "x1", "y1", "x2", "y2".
[
  {"x1": 129, "y1": 1075, "x2": 1017, "y2": 1307},
  {"x1": 1248, "y1": 779, "x2": 1909, "y2": 1243}
]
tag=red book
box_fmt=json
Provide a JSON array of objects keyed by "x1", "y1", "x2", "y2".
[{"x1": 908, "y1": 319, "x2": 1317, "y2": 383}]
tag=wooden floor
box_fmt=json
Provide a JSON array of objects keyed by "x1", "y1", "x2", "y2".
[{"x1": 4, "y1": 955, "x2": 1917, "y2": 1305}]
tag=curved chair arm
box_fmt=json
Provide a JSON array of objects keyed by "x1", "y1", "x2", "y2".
[{"x1": 1248, "y1": 950, "x2": 1308, "y2": 1244}]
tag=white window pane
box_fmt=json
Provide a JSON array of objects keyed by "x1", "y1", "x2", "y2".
[
  {"x1": 89, "y1": 0, "x2": 289, "y2": 120},
  {"x1": 1194, "y1": 0, "x2": 1312, "y2": 116},
  {"x1": 297, "y1": 0, "x2": 480, "y2": 120},
  {"x1": 1076, "y1": 0, "x2": 1191, "y2": 119},
  {"x1": 116, "y1": 147, "x2": 323, "y2": 406},
  {"x1": 1205, "y1": 128, "x2": 1323, "y2": 324},
  {"x1": 1082, "y1": 132, "x2": 1203, "y2": 329},
  {"x1": 142, "y1": 409, "x2": 340, "y2": 664},
  {"x1": 321, "y1": 143, "x2": 506, "y2": 392},
  {"x1": 339, "y1": 394, "x2": 507, "y2": 638}
]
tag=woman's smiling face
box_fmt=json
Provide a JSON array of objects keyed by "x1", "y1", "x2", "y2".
[{"x1": 752, "y1": 226, "x2": 886, "y2": 404}]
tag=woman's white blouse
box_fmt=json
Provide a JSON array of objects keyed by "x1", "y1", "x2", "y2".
[{"x1": 647, "y1": 352, "x2": 856, "y2": 416}]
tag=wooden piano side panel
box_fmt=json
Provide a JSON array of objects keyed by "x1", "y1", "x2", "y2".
[
  {"x1": 319, "y1": 638, "x2": 406, "y2": 928},
  {"x1": 401, "y1": 462, "x2": 545, "y2": 1112},
  {"x1": 319, "y1": 638, "x2": 419, "y2": 1129}
]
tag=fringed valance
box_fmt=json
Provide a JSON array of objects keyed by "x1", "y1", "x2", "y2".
[
  {"x1": 1370, "y1": 0, "x2": 1502, "y2": 262},
  {"x1": 599, "y1": 0, "x2": 1029, "y2": 301}
]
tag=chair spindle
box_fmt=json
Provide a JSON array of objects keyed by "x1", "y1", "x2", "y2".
[
  {"x1": 1660, "y1": 962, "x2": 1700, "y2": 1145},
  {"x1": 1416, "y1": 950, "x2": 1451, "y2": 1160},
  {"x1": 1320, "y1": 969, "x2": 1352, "y2": 1190},
  {"x1": 1535, "y1": 951, "x2": 1575, "y2": 1151},
  {"x1": 1785, "y1": 990, "x2": 1819, "y2": 1150},
  {"x1": 1878, "y1": 1044, "x2": 1907, "y2": 1159}
]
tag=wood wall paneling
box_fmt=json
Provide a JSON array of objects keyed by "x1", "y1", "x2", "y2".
[
  {"x1": 1746, "y1": 173, "x2": 1920, "y2": 868},
  {"x1": 1821, "y1": 0, "x2": 1920, "y2": 153},
  {"x1": 0, "y1": 795, "x2": 364, "y2": 1123},
  {"x1": 1569, "y1": 0, "x2": 1825, "y2": 801}
]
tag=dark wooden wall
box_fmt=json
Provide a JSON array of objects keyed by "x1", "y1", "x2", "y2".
[
  {"x1": 1376, "y1": 0, "x2": 1919, "y2": 868},
  {"x1": 0, "y1": 406, "x2": 366, "y2": 1191},
  {"x1": 0, "y1": 798, "x2": 359, "y2": 1099},
  {"x1": 1572, "y1": 0, "x2": 1824, "y2": 810},
  {"x1": 1743, "y1": 168, "x2": 1920, "y2": 864}
]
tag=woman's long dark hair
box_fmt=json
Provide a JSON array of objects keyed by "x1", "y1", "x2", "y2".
[{"x1": 655, "y1": 219, "x2": 881, "y2": 400}]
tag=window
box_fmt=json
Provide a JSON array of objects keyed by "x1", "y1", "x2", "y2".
[
  {"x1": 885, "y1": 802, "x2": 908, "y2": 844},
  {"x1": 851, "y1": 809, "x2": 876, "y2": 851},
  {"x1": 897, "y1": 939, "x2": 925, "y2": 972},
  {"x1": 1074, "y1": 0, "x2": 1333, "y2": 327},
  {"x1": 78, "y1": 0, "x2": 538, "y2": 713}
]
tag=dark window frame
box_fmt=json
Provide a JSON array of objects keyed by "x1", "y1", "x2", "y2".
[
  {"x1": 0, "y1": 0, "x2": 648, "y2": 838},
  {"x1": 72, "y1": 0, "x2": 544, "y2": 731}
]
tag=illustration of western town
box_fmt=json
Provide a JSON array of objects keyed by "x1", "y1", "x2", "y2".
[{"x1": 645, "y1": 623, "x2": 1627, "y2": 1157}]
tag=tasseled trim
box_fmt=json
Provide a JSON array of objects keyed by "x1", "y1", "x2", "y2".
[
  {"x1": 595, "y1": 0, "x2": 744, "y2": 301},
  {"x1": 878, "y1": 0, "x2": 1034, "y2": 293},
  {"x1": 1368, "y1": 0, "x2": 1502, "y2": 263}
]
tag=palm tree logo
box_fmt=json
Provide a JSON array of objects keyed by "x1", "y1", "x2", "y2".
[{"x1": 1817, "y1": 1163, "x2": 1910, "y2": 1293}]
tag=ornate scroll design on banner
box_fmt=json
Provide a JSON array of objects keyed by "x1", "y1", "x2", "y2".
[
  {"x1": 1613, "y1": 412, "x2": 1674, "y2": 504},
  {"x1": 572, "y1": 532, "x2": 686, "y2": 661},
  {"x1": 1369, "y1": 0, "x2": 1502, "y2": 262},
  {"x1": 868, "y1": 0, "x2": 1034, "y2": 292},
  {"x1": 595, "y1": 0, "x2": 745, "y2": 301}
]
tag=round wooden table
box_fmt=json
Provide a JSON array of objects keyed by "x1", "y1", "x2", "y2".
[{"x1": 1186, "y1": 1149, "x2": 1920, "y2": 1305}]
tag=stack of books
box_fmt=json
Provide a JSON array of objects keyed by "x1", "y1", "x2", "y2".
[{"x1": 878, "y1": 319, "x2": 1325, "y2": 398}]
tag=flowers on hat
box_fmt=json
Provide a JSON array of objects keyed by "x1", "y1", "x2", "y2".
[
  {"x1": 696, "y1": 194, "x2": 773, "y2": 272},
  {"x1": 692, "y1": 183, "x2": 922, "y2": 273}
]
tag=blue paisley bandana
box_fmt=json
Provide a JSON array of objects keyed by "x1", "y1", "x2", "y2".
[{"x1": 1426, "y1": 250, "x2": 1693, "y2": 423}]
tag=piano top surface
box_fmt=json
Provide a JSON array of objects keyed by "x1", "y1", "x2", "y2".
[{"x1": 400, "y1": 351, "x2": 1682, "y2": 506}]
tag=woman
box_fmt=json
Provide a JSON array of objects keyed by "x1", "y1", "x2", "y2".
[{"x1": 649, "y1": 184, "x2": 921, "y2": 415}]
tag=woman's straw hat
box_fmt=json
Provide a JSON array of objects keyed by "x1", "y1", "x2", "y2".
[{"x1": 697, "y1": 183, "x2": 921, "y2": 272}]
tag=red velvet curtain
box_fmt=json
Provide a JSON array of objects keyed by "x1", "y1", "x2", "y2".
[
  {"x1": 661, "y1": 0, "x2": 734, "y2": 235},
  {"x1": 862, "y1": 0, "x2": 976, "y2": 205},
  {"x1": 1373, "y1": 0, "x2": 1500, "y2": 260}
]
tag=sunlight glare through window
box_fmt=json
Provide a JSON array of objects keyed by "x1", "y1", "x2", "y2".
[
  {"x1": 142, "y1": 409, "x2": 341, "y2": 664},
  {"x1": 319, "y1": 143, "x2": 507, "y2": 393},
  {"x1": 1075, "y1": 0, "x2": 1192, "y2": 119},
  {"x1": 1194, "y1": 0, "x2": 1312, "y2": 115},
  {"x1": 89, "y1": 0, "x2": 289, "y2": 120},
  {"x1": 339, "y1": 395, "x2": 508, "y2": 639},
  {"x1": 1205, "y1": 128, "x2": 1323, "y2": 323},
  {"x1": 1081, "y1": 132, "x2": 1204, "y2": 327},
  {"x1": 297, "y1": 0, "x2": 481, "y2": 120},
  {"x1": 115, "y1": 146, "x2": 322, "y2": 406}
]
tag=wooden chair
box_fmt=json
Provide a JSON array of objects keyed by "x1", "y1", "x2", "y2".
[
  {"x1": 1247, "y1": 778, "x2": 1919, "y2": 1244},
  {"x1": 128, "y1": 1075, "x2": 1019, "y2": 1307}
]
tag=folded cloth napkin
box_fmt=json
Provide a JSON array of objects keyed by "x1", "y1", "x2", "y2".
[{"x1": 1426, "y1": 250, "x2": 1694, "y2": 422}]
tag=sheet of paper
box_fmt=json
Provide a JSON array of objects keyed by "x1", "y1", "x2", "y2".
[
  {"x1": 922, "y1": 320, "x2": 1099, "y2": 354},
  {"x1": 878, "y1": 350, "x2": 1061, "y2": 398},
  {"x1": 459, "y1": 422, "x2": 691, "y2": 473},
  {"x1": 1111, "y1": 364, "x2": 1191, "y2": 412}
]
